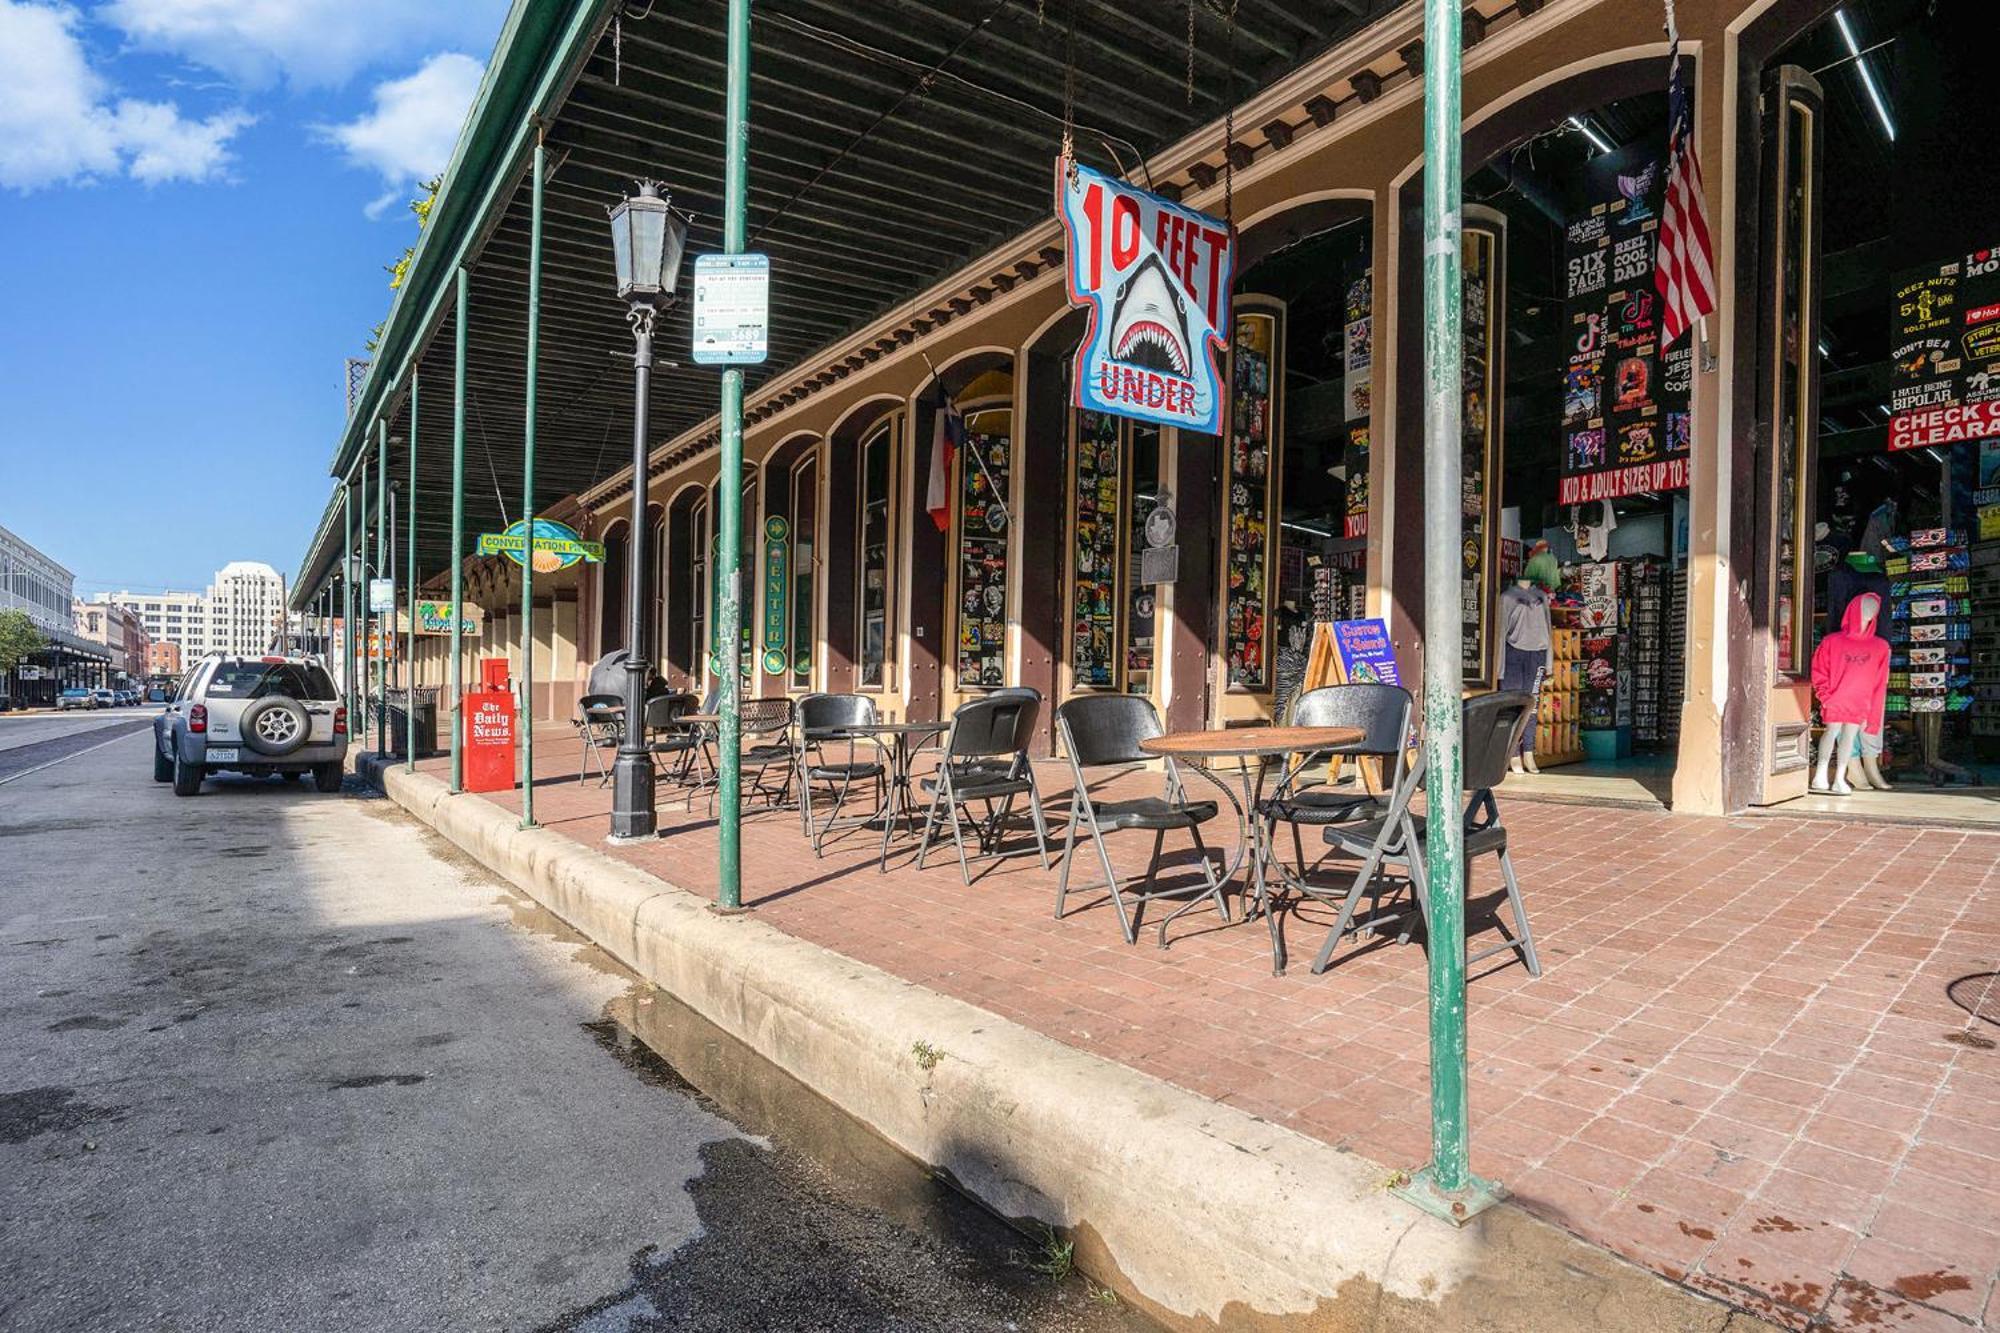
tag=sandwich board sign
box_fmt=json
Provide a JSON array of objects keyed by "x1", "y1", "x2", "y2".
[{"x1": 1056, "y1": 158, "x2": 1234, "y2": 435}]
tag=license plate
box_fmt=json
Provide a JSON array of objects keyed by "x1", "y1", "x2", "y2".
[{"x1": 206, "y1": 747, "x2": 240, "y2": 763}]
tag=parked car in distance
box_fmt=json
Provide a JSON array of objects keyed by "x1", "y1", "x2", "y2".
[
  {"x1": 144, "y1": 686, "x2": 171, "y2": 704},
  {"x1": 154, "y1": 655, "x2": 348, "y2": 795},
  {"x1": 91, "y1": 688, "x2": 116, "y2": 708},
  {"x1": 58, "y1": 688, "x2": 96, "y2": 710}
]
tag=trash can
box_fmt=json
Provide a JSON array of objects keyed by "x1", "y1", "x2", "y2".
[{"x1": 376, "y1": 687, "x2": 440, "y2": 758}]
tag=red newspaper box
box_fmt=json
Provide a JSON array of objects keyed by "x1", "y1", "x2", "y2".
[
  {"x1": 479, "y1": 657, "x2": 511, "y2": 691},
  {"x1": 462, "y1": 689, "x2": 516, "y2": 793}
]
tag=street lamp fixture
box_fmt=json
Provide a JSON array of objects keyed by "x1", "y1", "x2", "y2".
[{"x1": 606, "y1": 179, "x2": 689, "y2": 843}]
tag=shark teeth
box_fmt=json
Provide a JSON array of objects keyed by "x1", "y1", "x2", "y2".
[{"x1": 1113, "y1": 319, "x2": 1191, "y2": 377}]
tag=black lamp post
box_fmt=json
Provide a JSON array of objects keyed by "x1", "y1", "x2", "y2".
[{"x1": 606, "y1": 179, "x2": 688, "y2": 842}]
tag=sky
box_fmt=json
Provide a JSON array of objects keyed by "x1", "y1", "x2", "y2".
[{"x1": 0, "y1": 0, "x2": 511, "y2": 598}]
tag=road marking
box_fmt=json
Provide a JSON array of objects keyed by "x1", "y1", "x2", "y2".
[{"x1": 0, "y1": 729, "x2": 145, "y2": 789}]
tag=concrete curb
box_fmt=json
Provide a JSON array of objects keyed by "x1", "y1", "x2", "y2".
[{"x1": 361, "y1": 755, "x2": 1765, "y2": 1333}]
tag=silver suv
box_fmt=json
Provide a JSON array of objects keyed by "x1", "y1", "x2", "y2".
[{"x1": 153, "y1": 655, "x2": 348, "y2": 796}]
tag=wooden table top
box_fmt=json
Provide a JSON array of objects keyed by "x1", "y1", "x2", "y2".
[
  {"x1": 1141, "y1": 726, "x2": 1364, "y2": 759},
  {"x1": 680, "y1": 713, "x2": 721, "y2": 724}
]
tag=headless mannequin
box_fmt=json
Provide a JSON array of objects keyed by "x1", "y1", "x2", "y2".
[
  {"x1": 1811, "y1": 593, "x2": 1889, "y2": 795},
  {"x1": 1500, "y1": 556, "x2": 1557, "y2": 775}
]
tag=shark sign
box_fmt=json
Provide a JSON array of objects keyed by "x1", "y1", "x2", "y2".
[{"x1": 1057, "y1": 159, "x2": 1233, "y2": 435}]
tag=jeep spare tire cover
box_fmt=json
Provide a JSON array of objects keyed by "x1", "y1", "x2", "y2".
[{"x1": 241, "y1": 696, "x2": 312, "y2": 756}]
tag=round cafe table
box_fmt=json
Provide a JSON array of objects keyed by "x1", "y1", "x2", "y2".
[
  {"x1": 809, "y1": 720, "x2": 949, "y2": 870},
  {"x1": 1140, "y1": 725, "x2": 1363, "y2": 974}
]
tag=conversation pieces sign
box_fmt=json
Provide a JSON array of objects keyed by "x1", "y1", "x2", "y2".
[{"x1": 1057, "y1": 158, "x2": 1233, "y2": 435}]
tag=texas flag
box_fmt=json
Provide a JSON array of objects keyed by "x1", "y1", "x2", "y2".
[{"x1": 924, "y1": 391, "x2": 965, "y2": 533}]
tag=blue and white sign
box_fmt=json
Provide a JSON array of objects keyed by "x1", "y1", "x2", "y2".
[
  {"x1": 692, "y1": 252, "x2": 770, "y2": 366},
  {"x1": 1056, "y1": 159, "x2": 1233, "y2": 435}
]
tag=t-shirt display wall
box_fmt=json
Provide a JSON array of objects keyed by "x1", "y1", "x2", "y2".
[{"x1": 1558, "y1": 145, "x2": 1695, "y2": 509}]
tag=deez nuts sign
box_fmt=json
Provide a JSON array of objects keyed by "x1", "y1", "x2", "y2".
[{"x1": 1058, "y1": 158, "x2": 1234, "y2": 435}]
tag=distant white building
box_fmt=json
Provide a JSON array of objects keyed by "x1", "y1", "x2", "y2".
[
  {"x1": 1, "y1": 522, "x2": 75, "y2": 638},
  {"x1": 99, "y1": 560, "x2": 288, "y2": 660}
]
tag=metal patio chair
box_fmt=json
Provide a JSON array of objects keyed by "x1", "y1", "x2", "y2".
[
  {"x1": 1311, "y1": 691, "x2": 1542, "y2": 978},
  {"x1": 915, "y1": 693, "x2": 1052, "y2": 885},
  {"x1": 1260, "y1": 683, "x2": 1413, "y2": 877},
  {"x1": 735, "y1": 696, "x2": 797, "y2": 812},
  {"x1": 642, "y1": 691, "x2": 702, "y2": 785},
  {"x1": 795, "y1": 692, "x2": 888, "y2": 855},
  {"x1": 1053, "y1": 695, "x2": 1227, "y2": 946},
  {"x1": 573, "y1": 692, "x2": 624, "y2": 786}
]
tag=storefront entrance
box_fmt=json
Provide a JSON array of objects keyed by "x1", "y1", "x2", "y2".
[{"x1": 1757, "y1": 0, "x2": 2000, "y2": 822}]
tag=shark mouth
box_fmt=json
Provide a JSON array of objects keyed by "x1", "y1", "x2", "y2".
[{"x1": 1109, "y1": 254, "x2": 1193, "y2": 378}]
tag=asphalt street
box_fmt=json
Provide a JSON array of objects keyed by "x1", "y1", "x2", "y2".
[
  {"x1": 0, "y1": 708, "x2": 153, "y2": 757},
  {"x1": 0, "y1": 731, "x2": 1151, "y2": 1332}
]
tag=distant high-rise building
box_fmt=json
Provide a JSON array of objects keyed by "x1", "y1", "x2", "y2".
[{"x1": 99, "y1": 560, "x2": 288, "y2": 660}]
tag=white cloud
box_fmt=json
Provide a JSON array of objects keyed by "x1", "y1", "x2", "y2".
[
  {"x1": 0, "y1": 2, "x2": 250, "y2": 190},
  {"x1": 320, "y1": 52, "x2": 483, "y2": 217},
  {"x1": 112, "y1": 99, "x2": 253, "y2": 183},
  {"x1": 102, "y1": 0, "x2": 507, "y2": 89}
]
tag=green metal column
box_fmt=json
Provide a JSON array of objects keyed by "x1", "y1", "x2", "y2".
[
  {"x1": 376, "y1": 418, "x2": 389, "y2": 755},
  {"x1": 407, "y1": 373, "x2": 420, "y2": 771},
  {"x1": 450, "y1": 267, "x2": 469, "y2": 794},
  {"x1": 519, "y1": 135, "x2": 544, "y2": 829},
  {"x1": 1394, "y1": 0, "x2": 1495, "y2": 1226},
  {"x1": 714, "y1": 0, "x2": 752, "y2": 911},
  {"x1": 343, "y1": 480, "x2": 357, "y2": 723},
  {"x1": 359, "y1": 445, "x2": 371, "y2": 737}
]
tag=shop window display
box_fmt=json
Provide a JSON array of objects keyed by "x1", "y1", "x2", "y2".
[
  {"x1": 1229, "y1": 216, "x2": 1375, "y2": 716},
  {"x1": 1470, "y1": 89, "x2": 1691, "y2": 774},
  {"x1": 954, "y1": 411, "x2": 1011, "y2": 690},
  {"x1": 1775, "y1": 0, "x2": 2000, "y2": 795},
  {"x1": 1065, "y1": 410, "x2": 1161, "y2": 696},
  {"x1": 1225, "y1": 309, "x2": 1277, "y2": 690},
  {"x1": 857, "y1": 425, "x2": 894, "y2": 690}
]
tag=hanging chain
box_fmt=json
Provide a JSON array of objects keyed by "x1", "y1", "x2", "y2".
[
  {"x1": 1061, "y1": 0, "x2": 1078, "y2": 182},
  {"x1": 1185, "y1": 0, "x2": 1196, "y2": 105},
  {"x1": 1222, "y1": 0, "x2": 1238, "y2": 226}
]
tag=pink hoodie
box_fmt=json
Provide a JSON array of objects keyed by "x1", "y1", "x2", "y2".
[{"x1": 1810, "y1": 592, "x2": 1889, "y2": 728}]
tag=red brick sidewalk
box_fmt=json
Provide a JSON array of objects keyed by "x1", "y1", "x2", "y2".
[{"x1": 415, "y1": 725, "x2": 1998, "y2": 1331}]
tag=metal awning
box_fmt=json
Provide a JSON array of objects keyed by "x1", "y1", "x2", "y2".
[{"x1": 297, "y1": 0, "x2": 1401, "y2": 604}]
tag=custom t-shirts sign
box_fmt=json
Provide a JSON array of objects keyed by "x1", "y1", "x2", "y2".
[{"x1": 1057, "y1": 159, "x2": 1234, "y2": 435}]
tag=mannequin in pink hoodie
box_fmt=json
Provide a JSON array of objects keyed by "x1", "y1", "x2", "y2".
[{"x1": 1810, "y1": 591, "x2": 1889, "y2": 794}]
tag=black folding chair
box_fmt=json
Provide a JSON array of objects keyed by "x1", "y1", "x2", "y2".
[
  {"x1": 795, "y1": 693, "x2": 887, "y2": 855},
  {"x1": 1312, "y1": 692, "x2": 1542, "y2": 978},
  {"x1": 1261, "y1": 683, "x2": 1413, "y2": 878},
  {"x1": 915, "y1": 694, "x2": 1052, "y2": 885},
  {"x1": 1053, "y1": 695, "x2": 1226, "y2": 946},
  {"x1": 572, "y1": 692, "x2": 624, "y2": 786},
  {"x1": 737, "y1": 696, "x2": 797, "y2": 811},
  {"x1": 642, "y1": 691, "x2": 701, "y2": 784}
]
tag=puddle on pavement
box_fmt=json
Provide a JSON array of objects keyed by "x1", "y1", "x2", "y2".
[
  {"x1": 491, "y1": 885, "x2": 1157, "y2": 1331},
  {"x1": 571, "y1": 988, "x2": 1160, "y2": 1333}
]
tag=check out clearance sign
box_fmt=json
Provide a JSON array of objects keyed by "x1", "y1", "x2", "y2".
[{"x1": 1057, "y1": 159, "x2": 1233, "y2": 435}]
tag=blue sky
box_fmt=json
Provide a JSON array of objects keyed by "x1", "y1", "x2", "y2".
[{"x1": 0, "y1": 0, "x2": 509, "y2": 597}]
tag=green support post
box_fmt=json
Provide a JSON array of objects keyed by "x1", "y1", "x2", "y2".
[
  {"x1": 343, "y1": 480, "x2": 357, "y2": 724},
  {"x1": 407, "y1": 373, "x2": 419, "y2": 772},
  {"x1": 713, "y1": 0, "x2": 752, "y2": 912},
  {"x1": 376, "y1": 418, "x2": 388, "y2": 756},
  {"x1": 450, "y1": 267, "x2": 469, "y2": 794},
  {"x1": 1393, "y1": 0, "x2": 1498, "y2": 1227},
  {"x1": 520, "y1": 136, "x2": 544, "y2": 829},
  {"x1": 359, "y1": 445, "x2": 371, "y2": 741}
]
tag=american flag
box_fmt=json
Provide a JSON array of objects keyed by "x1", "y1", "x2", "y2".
[{"x1": 1655, "y1": 42, "x2": 1715, "y2": 346}]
